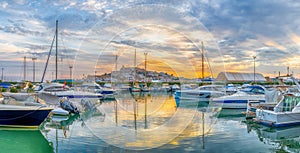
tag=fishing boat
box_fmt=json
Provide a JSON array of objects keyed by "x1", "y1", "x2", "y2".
[
  {"x1": 254, "y1": 93, "x2": 300, "y2": 127},
  {"x1": 211, "y1": 85, "x2": 272, "y2": 109},
  {"x1": 0, "y1": 104, "x2": 52, "y2": 128},
  {"x1": 174, "y1": 84, "x2": 226, "y2": 101}
]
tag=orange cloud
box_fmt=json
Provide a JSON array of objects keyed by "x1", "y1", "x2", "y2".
[
  {"x1": 264, "y1": 41, "x2": 286, "y2": 50},
  {"x1": 289, "y1": 33, "x2": 300, "y2": 45}
]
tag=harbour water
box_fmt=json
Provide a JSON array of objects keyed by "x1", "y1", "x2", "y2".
[{"x1": 1, "y1": 91, "x2": 300, "y2": 153}]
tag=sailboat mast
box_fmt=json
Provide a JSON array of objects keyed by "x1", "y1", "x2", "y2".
[
  {"x1": 134, "y1": 49, "x2": 136, "y2": 83},
  {"x1": 115, "y1": 54, "x2": 118, "y2": 71},
  {"x1": 201, "y1": 41, "x2": 204, "y2": 83},
  {"x1": 144, "y1": 52, "x2": 147, "y2": 84},
  {"x1": 24, "y1": 56, "x2": 26, "y2": 81},
  {"x1": 55, "y1": 20, "x2": 58, "y2": 81}
]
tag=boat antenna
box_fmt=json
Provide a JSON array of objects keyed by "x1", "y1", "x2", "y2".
[{"x1": 202, "y1": 41, "x2": 204, "y2": 83}]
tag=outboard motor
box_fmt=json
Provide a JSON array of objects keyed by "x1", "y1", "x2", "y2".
[
  {"x1": 59, "y1": 97, "x2": 79, "y2": 114},
  {"x1": 80, "y1": 98, "x2": 94, "y2": 111}
]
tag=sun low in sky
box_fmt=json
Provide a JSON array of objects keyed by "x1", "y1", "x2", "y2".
[{"x1": 0, "y1": 1, "x2": 300, "y2": 81}]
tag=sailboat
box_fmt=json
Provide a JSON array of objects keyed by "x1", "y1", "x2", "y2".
[
  {"x1": 37, "y1": 20, "x2": 103, "y2": 103},
  {"x1": 130, "y1": 49, "x2": 141, "y2": 92},
  {"x1": 141, "y1": 52, "x2": 150, "y2": 92},
  {"x1": 174, "y1": 42, "x2": 226, "y2": 103}
]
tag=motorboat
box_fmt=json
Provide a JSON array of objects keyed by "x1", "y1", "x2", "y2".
[
  {"x1": 130, "y1": 86, "x2": 141, "y2": 92},
  {"x1": 174, "y1": 84, "x2": 226, "y2": 101},
  {"x1": 116, "y1": 84, "x2": 131, "y2": 91},
  {"x1": 1, "y1": 92, "x2": 33, "y2": 101},
  {"x1": 129, "y1": 83, "x2": 141, "y2": 92},
  {"x1": 80, "y1": 83, "x2": 115, "y2": 100},
  {"x1": 211, "y1": 85, "x2": 273, "y2": 109},
  {"x1": 254, "y1": 93, "x2": 300, "y2": 127},
  {"x1": 225, "y1": 84, "x2": 238, "y2": 94},
  {"x1": 35, "y1": 82, "x2": 103, "y2": 100},
  {"x1": 170, "y1": 84, "x2": 180, "y2": 92},
  {"x1": 161, "y1": 83, "x2": 171, "y2": 92},
  {"x1": 0, "y1": 104, "x2": 52, "y2": 128}
]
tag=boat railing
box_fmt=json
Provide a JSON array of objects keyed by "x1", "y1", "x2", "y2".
[{"x1": 274, "y1": 94, "x2": 300, "y2": 112}]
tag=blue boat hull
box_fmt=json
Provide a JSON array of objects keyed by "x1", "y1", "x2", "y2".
[
  {"x1": 0, "y1": 109, "x2": 52, "y2": 127},
  {"x1": 100, "y1": 90, "x2": 115, "y2": 95},
  {"x1": 254, "y1": 118, "x2": 300, "y2": 127},
  {"x1": 56, "y1": 95, "x2": 103, "y2": 99}
]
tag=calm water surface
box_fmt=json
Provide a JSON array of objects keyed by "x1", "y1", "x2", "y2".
[{"x1": 1, "y1": 91, "x2": 300, "y2": 153}]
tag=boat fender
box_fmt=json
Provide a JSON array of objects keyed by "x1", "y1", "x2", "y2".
[{"x1": 257, "y1": 109, "x2": 263, "y2": 120}]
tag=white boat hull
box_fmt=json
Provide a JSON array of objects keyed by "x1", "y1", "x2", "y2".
[
  {"x1": 211, "y1": 92, "x2": 265, "y2": 109},
  {"x1": 254, "y1": 109, "x2": 300, "y2": 127}
]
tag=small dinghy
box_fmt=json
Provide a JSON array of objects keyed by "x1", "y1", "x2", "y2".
[{"x1": 52, "y1": 107, "x2": 69, "y2": 116}]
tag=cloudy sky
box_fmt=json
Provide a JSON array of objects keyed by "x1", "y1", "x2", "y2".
[{"x1": 0, "y1": 0, "x2": 300, "y2": 81}]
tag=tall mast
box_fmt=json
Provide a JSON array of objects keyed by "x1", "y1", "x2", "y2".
[
  {"x1": 24, "y1": 56, "x2": 26, "y2": 81},
  {"x1": 134, "y1": 49, "x2": 136, "y2": 84},
  {"x1": 55, "y1": 20, "x2": 58, "y2": 81},
  {"x1": 115, "y1": 54, "x2": 118, "y2": 71},
  {"x1": 144, "y1": 52, "x2": 148, "y2": 85},
  {"x1": 201, "y1": 41, "x2": 204, "y2": 82}
]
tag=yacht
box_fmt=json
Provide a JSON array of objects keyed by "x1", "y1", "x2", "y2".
[
  {"x1": 35, "y1": 82, "x2": 103, "y2": 103},
  {"x1": 174, "y1": 84, "x2": 226, "y2": 101},
  {"x1": 170, "y1": 84, "x2": 180, "y2": 92},
  {"x1": 211, "y1": 85, "x2": 275, "y2": 109},
  {"x1": 0, "y1": 104, "x2": 52, "y2": 128},
  {"x1": 254, "y1": 93, "x2": 300, "y2": 127},
  {"x1": 81, "y1": 83, "x2": 115, "y2": 99}
]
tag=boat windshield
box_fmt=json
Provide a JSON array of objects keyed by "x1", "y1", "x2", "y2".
[
  {"x1": 199, "y1": 86, "x2": 224, "y2": 91},
  {"x1": 44, "y1": 86, "x2": 69, "y2": 92},
  {"x1": 241, "y1": 86, "x2": 264, "y2": 94}
]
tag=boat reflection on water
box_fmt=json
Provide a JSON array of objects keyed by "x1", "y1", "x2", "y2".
[
  {"x1": 0, "y1": 129, "x2": 53, "y2": 153},
  {"x1": 217, "y1": 109, "x2": 245, "y2": 118},
  {"x1": 246, "y1": 121, "x2": 300, "y2": 152},
  {"x1": 41, "y1": 106, "x2": 106, "y2": 153},
  {"x1": 83, "y1": 92, "x2": 221, "y2": 150},
  {"x1": 43, "y1": 106, "x2": 105, "y2": 138},
  {"x1": 36, "y1": 92, "x2": 223, "y2": 152}
]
